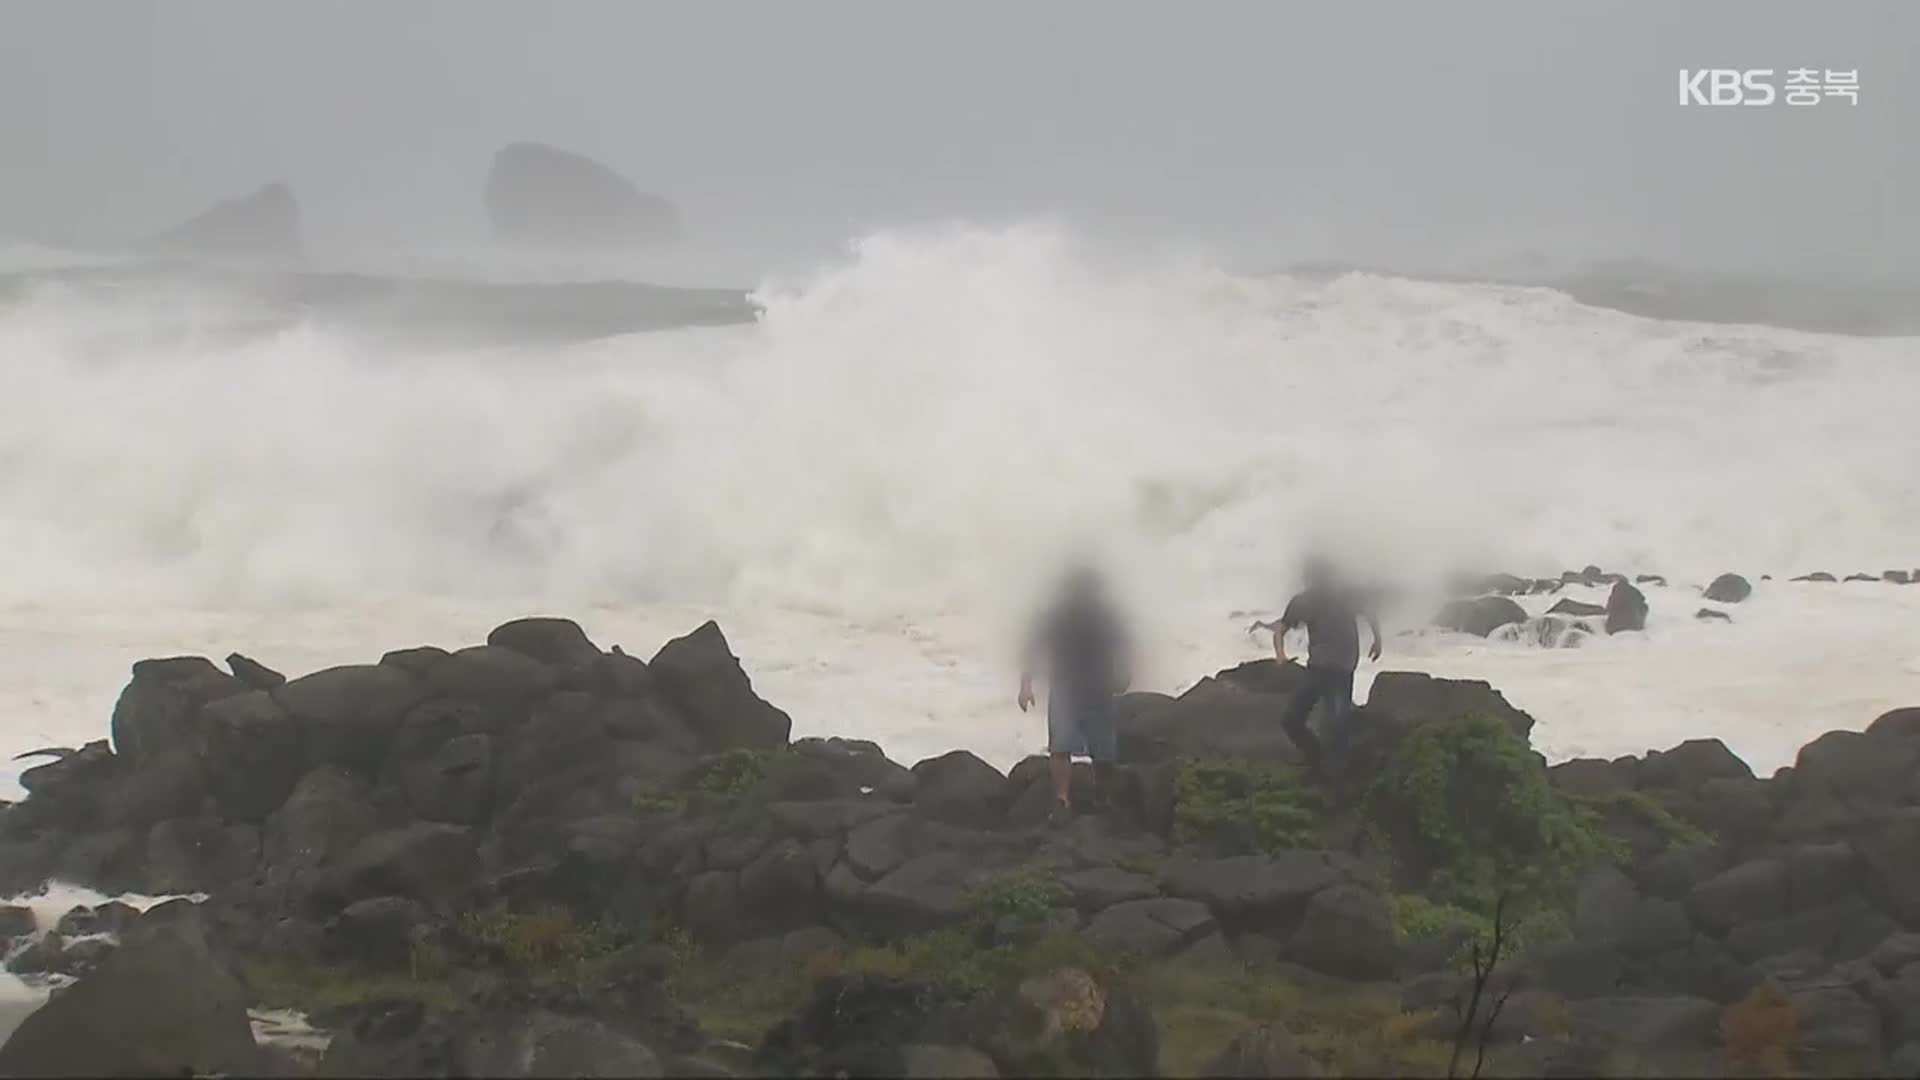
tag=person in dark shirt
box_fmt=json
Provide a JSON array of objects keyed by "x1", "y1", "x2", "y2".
[
  {"x1": 1019, "y1": 565, "x2": 1131, "y2": 823},
  {"x1": 1263, "y1": 557, "x2": 1382, "y2": 776}
]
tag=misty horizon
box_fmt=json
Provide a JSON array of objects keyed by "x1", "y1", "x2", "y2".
[{"x1": 1, "y1": 0, "x2": 1915, "y2": 284}]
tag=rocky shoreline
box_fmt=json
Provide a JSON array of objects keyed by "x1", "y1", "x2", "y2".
[{"x1": 1, "y1": 615, "x2": 1917, "y2": 1077}]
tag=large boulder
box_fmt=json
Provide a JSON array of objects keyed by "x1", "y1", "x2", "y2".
[
  {"x1": 144, "y1": 817, "x2": 261, "y2": 893},
  {"x1": 1286, "y1": 884, "x2": 1397, "y2": 979},
  {"x1": 650, "y1": 622, "x2": 791, "y2": 752},
  {"x1": 307, "y1": 823, "x2": 482, "y2": 915},
  {"x1": 1081, "y1": 898, "x2": 1216, "y2": 957},
  {"x1": 1639, "y1": 738, "x2": 1754, "y2": 790},
  {"x1": 484, "y1": 142, "x2": 682, "y2": 250},
  {"x1": 0, "y1": 914, "x2": 259, "y2": 1076},
  {"x1": 1159, "y1": 851, "x2": 1356, "y2": 933},
  {"x1": 1434, "y1": 596, "x2": 1528, "y2": 637},
  {"x1": 1606, "y1": 580, "x2": 1650, "y2": 635},
  {"x1": 1360, "y1": 670, "x2": 1537, "y2": 744},
  {"x1": 262, "y1": 767, "x2": 382, "y2": 888},
  {"x1": 1117, "y1": 676, "x2": 1305, "y2": 765},
  {"x1": 909, "y1": 751, "x2": 1009, "y2": 829},
  {"x1": 1704, "y1": 573, "x2": 1754, "y2": 604},
  {"x1": 197, "y1": 689, "x2": 303, "y2": 820},
  {"x1": 142, "y1": 182, "x2": 300, "y2": 259},
  {"x1": 110, "y1": 657, "x2": 246, "y2": 768},
  {"x1": 398, "y1": 733, "x2": 494, "y2": 825},
  {"x1": 274, "y1": 664, "x2": 427, "y2": 776},
  {"x1": 486, "y1": 616, "x2": 603, "y2": 669}
]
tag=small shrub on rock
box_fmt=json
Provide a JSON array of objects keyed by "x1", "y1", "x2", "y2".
[
  {"x1": 460, "y1": 906, "x2": 617, "y2": 989},
  {"x1": 964, "y1": 868, "x2": 1073, "y2": 924},
  {"x1": 1364, "y1": 714, "x2": 1621, "y2": 917},
  {"x1": 1173, "y1": 758, "x2": 1324, "y2": 852}
]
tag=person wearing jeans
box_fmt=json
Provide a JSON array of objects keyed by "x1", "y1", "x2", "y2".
[{"x1": 1268, "y1": 557, "x2": 1382, "y2": 776}]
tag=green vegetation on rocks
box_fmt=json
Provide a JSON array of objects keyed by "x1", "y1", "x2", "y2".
[
  {"x1": 1174, "y1": 758, "x2": 1325, "y2": 852},
  {"x1": 1577, "y1": 789, "x2": 1713, "y2": 850},
  {"x1": 1364, "y1": 713, "x2": 1622, "y2": 919},
  {"x1": 962, "y1": 867, "x2": 1073, "y2": 924},
  {"x1": 631, "y1": 746, "x2": 788, "y2": 817},
  {"x1": 461, "y1": 906, "x2": 619, "y2": 990}
]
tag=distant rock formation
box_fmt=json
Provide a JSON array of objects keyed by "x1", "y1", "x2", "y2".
[
  {"x1": 483, "y1": 142, "x2": 682, "y2": 250},
  {"x1": 143, "y1": 183, "x2": 301, "y2": 259}
]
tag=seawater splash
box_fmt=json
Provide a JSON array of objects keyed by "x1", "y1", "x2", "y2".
[
  {"x1": 0, "y1": 884, "x2": 208, "y2": 1045},
  {"x1": 0, "y1": 223, "x2": 1915, "y2": 794}
]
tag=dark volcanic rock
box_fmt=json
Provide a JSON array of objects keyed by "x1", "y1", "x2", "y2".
[
  {"x1": 1081, "y1": 897, "x2": 1216, "y2": 957},
  {"x1": 1160, "y1": 852, "x2": 1355, "y2": 932},
  {"x1": 1606, "y1": 580, "x2": 1650, "y2": 635},
  {"x1": 143, "y1": 182, "x2": 300, "y2": 259},
  {"x1": 1704, "y1": 573, "x2": 1754, "y2": 604},
  {"x1": 486, "y1": 616, "x2": 603, "y2": 669},
  {"x1": 1548, "y1": 598, "x2": 1607, "y2": 617},
  {"x1": 198, "y1": 689, "x2": 303, "y2": 820},
  {"x1": 909, "y1": 751, "x2": 1009, "y2": 829},
  {"x1": 1287, "y1": 884, "x2": 1396, "y2": 979},
  {"x1": 1793, "y1": 572, "x2": 1838, "y2": 583},
  {"x1": 1640, "y1": 738, "x2": 1754, "y2": 789},
  {"x1": 1434, "y1": 596, "x2": 1527, "y2": 637},
  {"x1": 485, "y1": 141, "x2": 682, "y2": 250},
  {"x1": 0, "y1": 914, "x2": 258, "y2": 1076},
  {"x1": 309, "y1": 823, "x2": 481, "y2": 915},
  {"x1": 399, "y1": 733, "x2": 494, "y2": 825},
  {"x1": 1695, "y1": 608, "x2": 1732, "y2": 623},
  {"x1": 102, "y1": 746, "x2": 206, "y2": 828},
  {"x1": 1362, "y1": 670, "x2": 1536, "y2": 743},
  {"x1": 650, "y1": 622, "x2": 791, "y2": 752},
  {"x1": 1117, "y1": 674, "x2": 1307, "y2": 764},
  {"x1": 262, "y1": 767, "x2": 381, "y2": 888},
  {"x1": 110, "y1": 657, "x2": 246, "y2": 767},
  {"x1": 274, "y1": 664, "x2": 426, "y2": 776},
  {"x1": 427, "y1": 645, "x2": 563, "y2": 710},
  {"x1": 145, "y1": 817, "x2": 261, "y2": 893},
  {"x1": 225, "y1": 653, "x2": 286, "y2": 690}
]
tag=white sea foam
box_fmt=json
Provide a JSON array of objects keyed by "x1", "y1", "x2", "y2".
[
  {"x1": 0, "y1": 225, "x2": 1915, "y2": 801},
  {"x1": 0, "y1": 884, "x2": 205, "y2": 1044}
]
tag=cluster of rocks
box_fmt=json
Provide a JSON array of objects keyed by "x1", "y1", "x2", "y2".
[
  {"x1": 1793, "y1": 570, "x2": 1920, "y2": 585},
  {"x1": 0, "y1": 616, "x2": 1916, "y2": 1077},
  {"x1": 111, "y1": 141, "x2": 679, "y2": 263},
  {"x1": 1433, "y1": 568, "x2": 1805, "y2": 645}
]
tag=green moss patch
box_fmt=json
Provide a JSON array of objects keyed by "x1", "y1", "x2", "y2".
[{"x1": 1174, "y1": 758, "x2": 1325, "y2": 852}]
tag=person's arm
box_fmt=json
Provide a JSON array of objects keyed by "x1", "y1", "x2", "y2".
[
  {"x1": 1366, "y1": 610, "x2": 1384, "y2": 662},
  {"x1": 1274, "y1": 596, "x2": 1303, "y2": 665}
]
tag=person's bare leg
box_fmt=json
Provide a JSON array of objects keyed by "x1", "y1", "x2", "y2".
[{"x1": 1049, "y1": 752, "x2": 1073, "y2": 816}]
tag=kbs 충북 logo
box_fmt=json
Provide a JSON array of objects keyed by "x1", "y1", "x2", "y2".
[{"x1": 1678, "y1": 69, "x2": 1860, "y2": 107}]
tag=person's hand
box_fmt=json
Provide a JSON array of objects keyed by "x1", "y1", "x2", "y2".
[
  {"x1": 1369, "y1": 639, "x2": 1383, "y2": 662},
  {"x1": 1018, "y1": 687, "x2": 1035, "y2": 712}
]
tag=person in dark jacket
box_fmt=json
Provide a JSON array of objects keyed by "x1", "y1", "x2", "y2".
[{"x1": 1261, "y1": 556, "x2": 1382, "y2": 776}]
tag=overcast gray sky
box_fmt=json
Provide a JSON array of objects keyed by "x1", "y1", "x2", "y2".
[{"x1": 1, "y1": 1, "x2": 1913, "y2": 278}]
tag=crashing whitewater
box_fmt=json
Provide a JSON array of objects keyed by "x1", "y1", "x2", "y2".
[{"x1": 1, "y1": 224, "x2": 1918, "y2": 796}]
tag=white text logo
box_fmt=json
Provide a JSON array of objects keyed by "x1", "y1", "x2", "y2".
[{"x1": 1679, "y1": 69, "x2": 1860, "y2": 106}]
